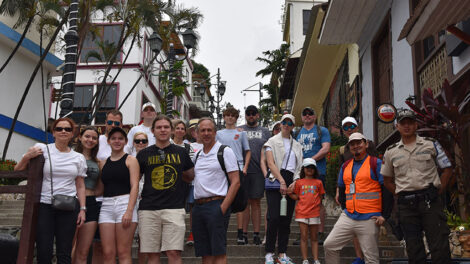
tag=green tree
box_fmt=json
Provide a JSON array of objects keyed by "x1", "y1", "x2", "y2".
[{"x1": 255, "y1": 43, "x2": 289, "y2": 118}]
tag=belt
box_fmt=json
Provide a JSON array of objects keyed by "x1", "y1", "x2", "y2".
[{"x1": 195, "y1": 196, "x2": 225, "y2": 205}]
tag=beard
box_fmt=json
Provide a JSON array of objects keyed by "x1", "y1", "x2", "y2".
[{"x1": 247, "y1": 120, "x2": 257, "y2": 126}]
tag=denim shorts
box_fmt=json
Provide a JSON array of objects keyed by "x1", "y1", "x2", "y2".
[
  {"x1": 192, "y1": 199, "x2": 230, "y2": 256},
  {"x1": 99, "y1": 194, "x2": 138, "y2": 224}
]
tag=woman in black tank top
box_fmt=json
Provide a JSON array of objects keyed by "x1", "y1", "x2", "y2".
[{"x1": 98, "y1": 127, "x2": 139, "y2": 264}]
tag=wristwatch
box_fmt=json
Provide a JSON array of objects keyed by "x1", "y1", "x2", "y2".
[{"x1": 80, "y1": 206, "x2": 87, "y2": 211}]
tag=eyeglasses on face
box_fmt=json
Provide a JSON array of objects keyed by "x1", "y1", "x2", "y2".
[
  {"x1": 281, "y1": 120, "x2": 294, "y2": 126},
  {"x1": 106, "y1": 120, "x2": 121, "y2": 126},
  {"x1": 246, "y1": 112, "x2": 257, "y2": 117},
  {"x1": 273, "y1": 126, "x2": 281, "y2": 131},
  {"x1": 302, "y1": 111, "x2": 315, "y2": 116},
  {"x1": 134, "y1": 139, "x2": 148, "y2": 144},
  {"x1": 54, "y1": 127, "x2": 73, "y2": 132},
  {"x1": 343, "y1": 124, "x2": 357, "y2": 131}
]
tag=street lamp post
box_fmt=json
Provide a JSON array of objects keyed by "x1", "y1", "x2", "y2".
[
  {"x1": 148, "y1": 28, "x2": 198, "y2": 116},
  {"x1": 194, "y1": 68, "x2": 226, "y2": 128}
]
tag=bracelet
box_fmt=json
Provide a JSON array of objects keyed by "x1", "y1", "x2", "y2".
[
  {"x1": 80, "y1": 206, "x2": 87, "y2": 211},
  {"x1": 280, "y1": 183, "x2": 286, "y2": 185}
]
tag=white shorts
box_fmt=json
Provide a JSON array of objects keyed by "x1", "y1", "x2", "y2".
[
  {"x1": 138, "y1": 209, "x2": 186, "y2": 253},
  {"x1": 99, "y1": 194, "x2": 138, "y2": 224},
  {"x1": 295, "y1": 217, "x2": 321, "y2": 225}
]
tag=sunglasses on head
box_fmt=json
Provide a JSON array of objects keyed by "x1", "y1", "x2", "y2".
[
  {"x1": 106, "y1": 120, "x2": 121, "y2": 126},
  {"x1": 343, "y1": 124, "x2": 357, "y2": 131},
  {"x1": 134, "y1": 139, "x2": 148, "y2": 144},
  {"x1": 281, "y1": 120, "x2": 294, "y2": 126},
  {"x1": 302, "y1": 111, "x2": 315, "y2": 116},
  {"x1": 54, "y1": 127, "x2": 73, "y2": 132}
]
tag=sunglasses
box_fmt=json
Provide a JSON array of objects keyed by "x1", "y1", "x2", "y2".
[
  {"x1": 281, "y1": 120, "x2": 294, "y2": 126},
  {"x1": 302, "y1": 111, "x2": 315, "y2": 116},
  {"x1": 134, "y1": 139, "x2": 148, "y2": 144},
  {"x1": 246, "y1": 112, "x2": 257, "y2": 117},
  {"x1": 273, "y1": 126, "x2": 281, "y2": 131},
  {"x1": 54, "y1": 127, "x2": 73, "y2": 132},
  {"x1": 106, "y1": 120, "x2": 121, "y2": 126},
  {"x1": 343, "y1": 124, "x2": 357, "y2": 131}
]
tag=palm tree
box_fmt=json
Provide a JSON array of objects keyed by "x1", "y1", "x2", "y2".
[
  {"x1": 255, "y1": 43, "x2": 290, "y2": 117},
  {"x1": 0, "y1": 0, "x2": 37, "y2": 74},
  {"x1": 2, "y1": 2, "x2": 71, "y2": 160}
]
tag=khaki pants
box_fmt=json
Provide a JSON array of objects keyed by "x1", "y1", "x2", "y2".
[{"x1": 323, "y1": 212, "x2": 379, "y2": 264}]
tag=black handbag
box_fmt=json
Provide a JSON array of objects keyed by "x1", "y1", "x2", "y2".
[
  {"x1": 46, "y1": 145, "x2": 77, "y2": 211},
  {"x1": 264, "y1": 138, "x2": 293, "y2": 190}
]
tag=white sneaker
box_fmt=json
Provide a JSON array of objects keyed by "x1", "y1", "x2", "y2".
[
  {"x1": 302, "y1": 260, "x2": 309, "y2": 264},
  {"x1": 313, "y1": 260, "x2": 321, "y2": 264}
]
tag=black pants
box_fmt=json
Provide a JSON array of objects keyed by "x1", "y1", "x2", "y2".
[
  {"x1": 398, "y1": 196, "x2": 451, "y2": 264},
  {"x1": 36, "y1": 203, "x2": 78, "y2": 264},
  {"x1": 265, "y1": 170, "x2": 295, "y2": 254}
]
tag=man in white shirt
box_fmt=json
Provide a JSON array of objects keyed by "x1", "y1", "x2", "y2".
[
  {"x1": 97, "y1": 109, "x2": 125, "y2": 161},
  {"x1": 127, "y1": 102, "x2": 158, "y2": 156},
  {"x1": 192, "y1": 117, "x2": 240, "y2": 264}
]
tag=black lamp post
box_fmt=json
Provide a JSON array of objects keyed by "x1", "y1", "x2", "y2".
[
  {"x1": 148, "y1": 28, "x2": 198, "y2": 116},
  {"x1": 194, "y1": 68, "x2": 227, "y2": 128}
]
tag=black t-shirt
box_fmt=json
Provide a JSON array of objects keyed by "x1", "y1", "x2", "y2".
[{"x1": 137, "y1": 144, "x2": 194, "y2": 210}]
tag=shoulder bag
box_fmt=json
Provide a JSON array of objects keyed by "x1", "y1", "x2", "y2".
[
  {"x1": 46, "y1": 144, "x2": 77, "y2": 211},
  {"x1": 264, "y1": 137, "x2": 293, "y2": 190}
]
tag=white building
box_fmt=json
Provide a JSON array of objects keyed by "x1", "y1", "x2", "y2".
[
  {"x1": 50, "y1": 12, "x2": 194, "y2": 128},
  {"x1": 319, "y1": 0, "x2": 470, "y2": 150},
  {"x1": 0, "y1": 13, "x2": 62, "y2": 161}
]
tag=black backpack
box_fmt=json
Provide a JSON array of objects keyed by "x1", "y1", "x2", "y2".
[{"x1": 195, "y1": 145, "x2": 248, "y2": 213}]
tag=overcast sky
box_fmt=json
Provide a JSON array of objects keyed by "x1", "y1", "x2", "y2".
[{"x1": 181, "y1": 0, "x2": 285, "y2": 117}]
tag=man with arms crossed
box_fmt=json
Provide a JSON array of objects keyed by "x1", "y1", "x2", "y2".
[
  {"x1": 192, "y1": 117, "x2": 240, "y2": 264},
  {"x1": 137, "y1": 115, "x2": 195, "y2": 264},
  {"x1": 238, "y1": 105, "x2": 271, "y2": 245}
]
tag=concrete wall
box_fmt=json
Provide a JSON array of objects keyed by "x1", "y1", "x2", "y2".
[
  {"x1": 359, "y1": 0, "x2": 414, "y2": 141},
  {"x1": 390, "y1": 0, "x2": 414, "y2": 110},
  {"x1": 0, "y1": 41, "x2": 54, "y2": 161},
  {"x1": 452, "y1": 46, "x2": 470, "y2": 75}
]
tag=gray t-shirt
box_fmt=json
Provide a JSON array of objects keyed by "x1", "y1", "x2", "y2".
[
  {"x1": 238, "y1": 125, "x2": 271, "y2": 174},
  {"x1": 216, "y1": 129, "x2": 250, "y2": 169}
]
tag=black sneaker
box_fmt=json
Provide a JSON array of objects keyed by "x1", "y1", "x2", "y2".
[
  {"x1": 253, "y1": 235, "x2": 261, "y2": 245},
  {"x1": 243, "y1": 235, "x2": 248, "y2": 245},
  {"x1": 293, "y1": 238, "x2": 300, "y2": 245},
  {"x1": 237, "y1": 234, "x2": 246, "y2": 245}
]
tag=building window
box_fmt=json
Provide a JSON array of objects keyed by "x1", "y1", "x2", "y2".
[
  {"x1": 303, "y1": 10, "x2": 311, "y2": 35},
  {"x1": 80, "y1": 24, "x2": 122, "y2": 63},
  {"x1": 71, "y1": 84, "x2": 118, "y2": 124}
]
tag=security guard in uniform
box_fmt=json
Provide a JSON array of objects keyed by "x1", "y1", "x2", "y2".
[{"x1": 381, "y1": 109, "x2": 452, "y2": 264}]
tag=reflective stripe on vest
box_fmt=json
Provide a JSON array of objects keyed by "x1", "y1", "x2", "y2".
[{"x1": 344, "y1": 156, "x2": 382, "y2": 214}]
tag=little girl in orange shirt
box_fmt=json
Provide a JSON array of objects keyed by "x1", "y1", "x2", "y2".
[{"x1": 288, "y1": 158, "x2": 325, "y2": 264}]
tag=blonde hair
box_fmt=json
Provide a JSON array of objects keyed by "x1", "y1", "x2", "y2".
[{"x1": 133, "y1": 132, "x2": 148, "y2": 140}]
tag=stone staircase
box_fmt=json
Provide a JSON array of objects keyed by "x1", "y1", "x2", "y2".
[{"x1": 0, "y1": 198, "x2": 406, "y2": 263}]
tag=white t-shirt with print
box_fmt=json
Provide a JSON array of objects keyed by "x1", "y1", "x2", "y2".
[{"x1": 35, "y1": 143, "x2": 87, "y2": 204}]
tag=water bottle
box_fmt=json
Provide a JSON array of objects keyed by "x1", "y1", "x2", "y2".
[{"x1": 280, "y1": 195, "x2": 287, "y2": 216}]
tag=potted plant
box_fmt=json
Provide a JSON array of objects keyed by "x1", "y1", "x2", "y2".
[{"x1": 447, "y1": 210, "x2": 470, "y2": 258}]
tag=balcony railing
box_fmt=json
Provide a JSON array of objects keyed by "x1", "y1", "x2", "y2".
[{"x1": 418, "y1": 43, "x2": 448, "y2": 97}]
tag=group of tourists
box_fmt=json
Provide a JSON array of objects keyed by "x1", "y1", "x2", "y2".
[{"x1": 14, "y1": 101, "x2": 454, "y2": 264}]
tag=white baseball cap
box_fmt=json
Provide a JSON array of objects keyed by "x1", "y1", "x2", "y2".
[
  {"x1": 302, "y1": 158, "x2": 317, "y2": 167},
  {"x1": 347, "y1": 132, "x2": 366, "y2": 144},
  {"x1": 142, "y1": 102, "x2": 156, "y2": 112},
  {"x1": 341, "y1": 116, "x2": 358, "y2": 127},
  {"x1": 280, "y1": 114, "x2": 295, "y2": 124}
]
